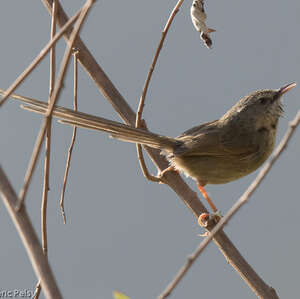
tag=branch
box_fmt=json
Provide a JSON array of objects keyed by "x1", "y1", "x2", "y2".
[
  {"x1": 135, "y1": 0, "x2": 185, "y2": 182},
  {"x1": 60, "y1": 49, "x2": 80, "y2": 224},
  {"x1": 0, "y1": 166, "x2": 62, "y2": 299}
]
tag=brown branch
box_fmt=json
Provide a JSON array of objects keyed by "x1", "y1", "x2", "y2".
[
  {"x1": 60, "y1": 49, "x2": 79, "y2": 224},
  {"x1": 18, "y1": 0, "x2": 95, "y2": 208},
  {"x1": 34, "y1": 2, "x2": 58, "y2": 298},
  {"x1": 135, "y1": 0, "x2": 185, "y2": 182},
  {"x1": 159, "y1": 110, "x2": 300, "y2": 298},
  {"x1": 0, "y1": 166, "x2": 62, "y2": 299},
  {"x1": 0, "y1": 6, "x2": 82, "y2": 107},
  {"x1": 43, "y1": 0, "x2": 57, "y2": 257}
]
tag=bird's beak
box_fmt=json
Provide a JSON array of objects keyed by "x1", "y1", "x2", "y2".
[{"x1": 279, "y1": 82, "x2": 296, "y2": 95}]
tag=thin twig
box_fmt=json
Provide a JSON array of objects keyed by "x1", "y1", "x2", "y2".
[
  {"x1": 17, "y1": 0, "x2": 94, "y2": 209},
  {"x1": 0, "y1": 166, "x2": 62, "y2": 299},
  {"x1": 135, "y1": 0, "x2": 185, "y2": 182},
  {"x1": 32, "y1": 285, "x2": 41, "y2": 299},
  {"x1": 0, "y1": 7, "x2": 82, "y2": 107},
  {"x1": 60, "y1": 49, "x2": 79, "y2": 224},
  {"x1": 34, "y1": 2, "x2": 57, "y2": 298},
  {"x1": 159, "y1": 110, "x2": 300, "y2": 298},
  {"x1": 44, "y1": 0, "x2": 57, "y2": 258}
]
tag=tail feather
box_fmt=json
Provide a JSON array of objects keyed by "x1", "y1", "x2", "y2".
[
  {"x1": 19, "y1": 98, "x2": 178, "y2": 151},
  {"x1": 58, "y1": 118, "x2": 176, "y2": 150}
]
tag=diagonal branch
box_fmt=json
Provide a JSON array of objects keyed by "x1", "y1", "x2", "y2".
[{"x1": 0, "y1": 166, "x2": 62, "y2": 299}]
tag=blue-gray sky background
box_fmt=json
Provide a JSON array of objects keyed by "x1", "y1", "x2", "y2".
[{"x1": 0, "y1": 1, "x2": 299, "y2": 298}]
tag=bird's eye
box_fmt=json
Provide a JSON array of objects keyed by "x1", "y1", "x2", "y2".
[{"x1": 259, "y1": 97, "x2": 269, "y2": 104}]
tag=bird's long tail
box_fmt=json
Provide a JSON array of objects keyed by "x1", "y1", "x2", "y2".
[{"x1": 4, "y1": 90, "x2": 178, "y2": 151}]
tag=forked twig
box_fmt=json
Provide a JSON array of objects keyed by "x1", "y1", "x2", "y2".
[
  {"x1": 17, "y1": 0, "x2": 94, "y2": 209},
  {"x1": 135, "y1": 0, "x2": 185, "y2": 182},
  {"x1": 34, "y1": 1, "x2": 57, "y2": 298},
  {"x1": 60, "y1": 49, "x2": 79, "y2": 224},
  {"x1": 159, "y1": 110, "x2": 300, "y2": 298},
  {"x1": 0, "y1": 167, "x2": 62, "y2": 299}
]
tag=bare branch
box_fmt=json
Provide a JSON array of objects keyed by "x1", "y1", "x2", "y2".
[
  {"x1": 0, "y1": 166, "x2": 62, "y2": 299},
  {"x1": 18, "y1": 0, "x2": 95, "y2": 208},
  {"x1": 135, "y1": 0, "x2": 185, "y2": 181},
  {"x1": 43, "y1": 0, "x2": 57, "y2": 257},
  {"x1": 60, "y1": 49, "x2": 79, "y2": 224}
]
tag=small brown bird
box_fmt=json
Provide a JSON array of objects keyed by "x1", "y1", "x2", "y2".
[{"x1": 18, "y1": 83, "x2": 296, "y2": 217}]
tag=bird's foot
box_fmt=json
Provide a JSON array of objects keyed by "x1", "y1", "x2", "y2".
[
  {"x1": 198, "y1": 210, "x2": 222, "y2": 228},
  {"x1": 157, "y1": 166, "x2": 179, "y2": 184}
]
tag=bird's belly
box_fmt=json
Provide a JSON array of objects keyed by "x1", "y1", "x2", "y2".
[{"x1": 169, "y1": 154, "x2": 266, "y2": 185}]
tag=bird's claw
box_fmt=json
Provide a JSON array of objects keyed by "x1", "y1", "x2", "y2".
[
  {"x1": 157, "y1": 166, "x2": 178, "y2": 184},
  {"x1": 198, "y1": 210, "x2": 222, "y2": 228}
]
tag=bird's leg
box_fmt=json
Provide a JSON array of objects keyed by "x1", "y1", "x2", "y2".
[
  {"x1": 197, "y1": 183, "x2": 221, "y2": 227},
  {"x1": 197, "y1": 184, "x2": 218, "y2": 212}
]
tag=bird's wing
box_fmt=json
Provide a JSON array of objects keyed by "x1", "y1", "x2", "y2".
[{"x1": 175, "y1": 121, "x2": 258, "y2": 157}]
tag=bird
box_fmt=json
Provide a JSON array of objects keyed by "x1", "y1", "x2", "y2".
[{"x1": 15, "y1": 82, "x2": 296, "y2": 221}]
